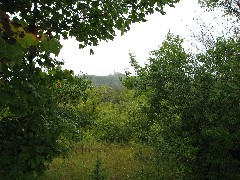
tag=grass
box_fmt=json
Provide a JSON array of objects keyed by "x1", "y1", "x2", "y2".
[{"x1": 37, "y1": 142, "x2": 159, "y2": 180}]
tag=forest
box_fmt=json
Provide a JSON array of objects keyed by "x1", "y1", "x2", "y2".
[{"x1": 0, "y1": 0, "x2": 240, "y2": 179}]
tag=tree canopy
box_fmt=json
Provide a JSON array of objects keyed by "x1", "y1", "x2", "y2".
[{"x1": 1, "y1": 0, "x2": 180, "y2": 47}]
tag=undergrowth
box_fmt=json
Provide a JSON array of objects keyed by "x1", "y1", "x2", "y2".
[{"x1": 37, "y1": 142, "x2": 159, "y2": 179}]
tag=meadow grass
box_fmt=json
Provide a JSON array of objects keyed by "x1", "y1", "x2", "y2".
[{"x1": 37, "y1": 142, "x2": 158, "y2": 180}]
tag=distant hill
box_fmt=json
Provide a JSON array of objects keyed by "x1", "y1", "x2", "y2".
[{"x1": 87, "y1": 72, "x2": 125, "y2": 87}]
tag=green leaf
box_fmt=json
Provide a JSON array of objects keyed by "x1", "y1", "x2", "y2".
[
  {"x1": 62, "y1": 31, "x2": 68, "y2": 39},
  {"x1": 17, "y1": 33, "x2": 38, "y2": 48},
  {"x1": 79, "y1": 44, "x2": 84, "y2": 49},
  {"x1": 41, "y1": 38, "x2": 62, "y2": 56},
  {"x1": 18, "y1": 20, "x2": 28, "y2": 27},
  {"x1": 90, "y1": 48, "x2": 94, "y2": 55},
  {"x1": 49, "y1": 39, "x2": 62, "y2": 56},
  {"x1": 0, "y1": 37, "x2": 24, "y2": 63}
]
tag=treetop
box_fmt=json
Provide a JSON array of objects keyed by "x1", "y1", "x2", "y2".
[{"x1": 1, "y1": 0, "x2": 180, "y2": 47}]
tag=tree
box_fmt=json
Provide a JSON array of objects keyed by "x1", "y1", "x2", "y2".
[
  {"x1": 188, "y1": 7, "x2": 239, "y2": 53},
  {"x1": 199, "y1": 0, "x2": 240, "y2": 19},
  {"x1": 125, "y1": 33, "x2": 240, "y2": 179},
  {"x1": 0, "y1": 0, "x2": 180, "y2": 178}
]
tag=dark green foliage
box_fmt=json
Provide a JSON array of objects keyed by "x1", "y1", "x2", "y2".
[
  {"x1": 125, "y1": 33, "x2": 240, "y2": 179},
  {"x1": 0, "y1": 21, "x2": 87, "y2": 178},
  {"x1": 189, "y1": 38, "x2": 240, "y2": 179},
  {"x1": 0, "y1": 68, "x2": 77, "y2": 178}
]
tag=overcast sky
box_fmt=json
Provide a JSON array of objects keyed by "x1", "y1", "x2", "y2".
[{"x1": 58, "y1": 0, "x2": 227, "y2": 76}]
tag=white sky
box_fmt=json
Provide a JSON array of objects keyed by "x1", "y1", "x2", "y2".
[{"x1": 58, "y1": 0, "x2": 228, "y2": 76}]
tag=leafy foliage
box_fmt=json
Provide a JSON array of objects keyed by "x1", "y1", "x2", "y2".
[
  {"x1": 91, "y1": 87, "x2": 147, "y2": 143},
  {"x1": 1, "y1": 0, "x2": 180, "y2": 47},
  {"x1": 0, "y1": 22, "x2": 65, "y2": 178},
  {"x1": 125, "y1": 33, "x2": 240, "y2": 179},
  {"x1": 55, "y1": 75, "x2": 99, "y2": 130}
]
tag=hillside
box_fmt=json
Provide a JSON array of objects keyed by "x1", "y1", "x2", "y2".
[{"x1": 88, "y1": 72, "x2": 125, "y2": 87}]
